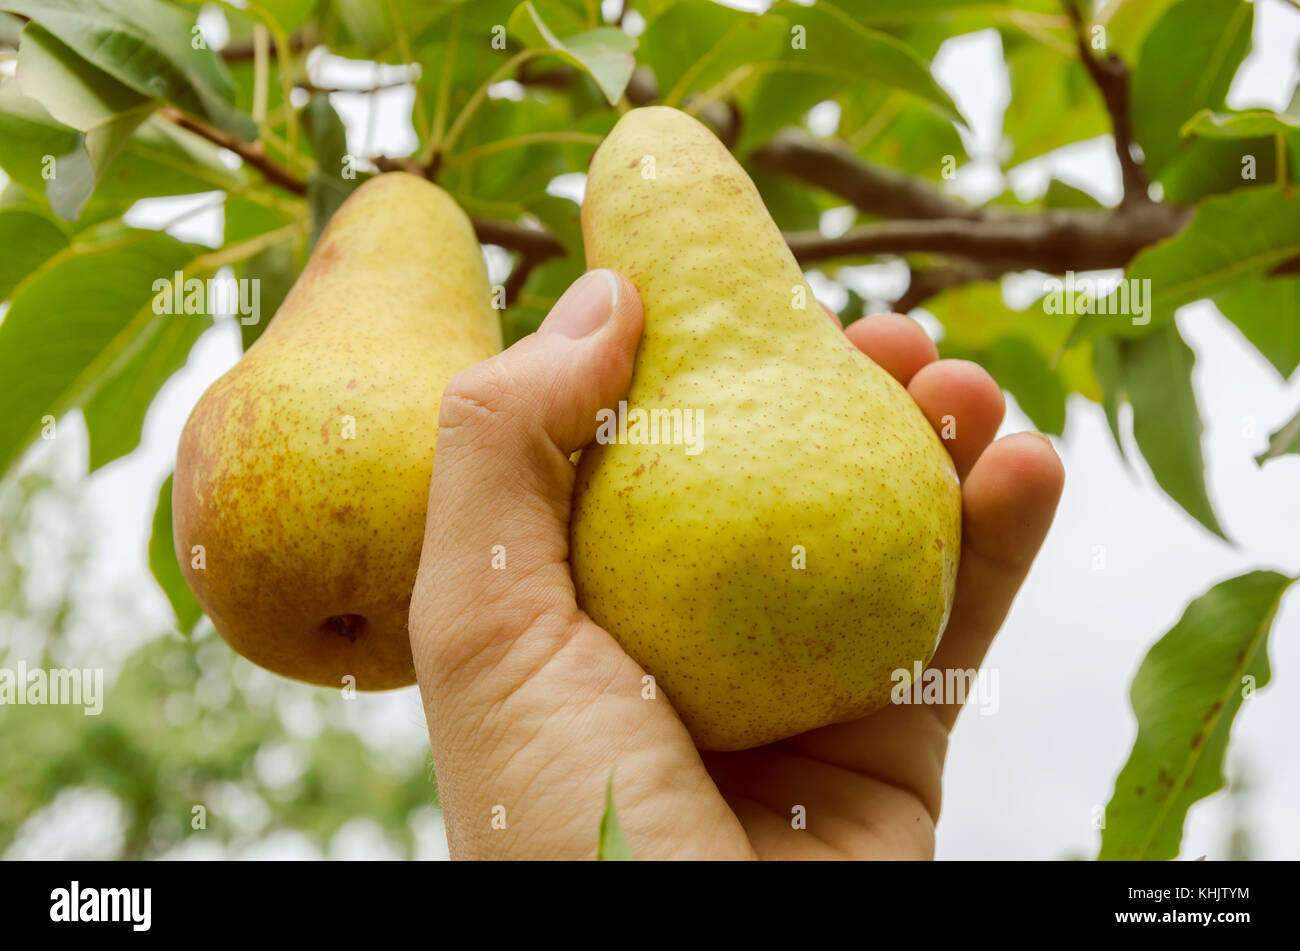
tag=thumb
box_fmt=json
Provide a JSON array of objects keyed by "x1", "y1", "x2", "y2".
[{"x1": 409, "y1": 269, "x2": 643, "y2": 695}]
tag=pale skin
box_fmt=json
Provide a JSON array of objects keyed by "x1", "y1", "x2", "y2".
[{"x1": 409, "y1": 269, "x2": 1065, "y2": 859}]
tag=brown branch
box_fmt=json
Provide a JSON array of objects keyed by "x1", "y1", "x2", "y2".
[
  {"x1": 160, "y1": 106, "x2": 307, "y2": 196},
  {"x1": 220, "y1": 32, "x2": 313, "y2": 62},
  {"x1": 752, "y1": 133, "x2": 1189, "y2": 304},
  {"x1": 786, "y1": 201, "x2": 1190, "y2": 272},
  {"x1": 159, "y1": 110, "x2": 569, "y2": 269},
  {"x1": 751, "y1": 133, "x2": 979, "y2": 221},
  {"x1": 892, "y1": 260, "x2": 1011, "y2": 313},
  {"x1": 297, "y1": 78, "x2": 416, "y2": 95},
  {"x1": 473, "y1": 219, "x2": 566, "y2": 262},
  {"x1": 518, "y1": 61, "x2": 658, "y2": 105},
  {"x1": 501, "y1": 255, "x2": 543, "y2": 307},
  {"x1": 1064, "y1": 1, "x2": 1149, "y2": 206},
  {"x1": 160, "y1": 103, "x2": 1190, "y2": 311},
  {"x1": 372, "y1": 154, "x2": 429, "y2": 178}
]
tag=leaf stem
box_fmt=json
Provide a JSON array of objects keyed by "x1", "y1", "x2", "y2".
[
  {"x1": 441, "y1": 131, "x2": 604, "y2": 171},
  {"x1": 439, "y1": 50, "x2": 540, "y2": 163},
  {"x1": 194, "y1": 222, "x2": 302, "y2": 270}
]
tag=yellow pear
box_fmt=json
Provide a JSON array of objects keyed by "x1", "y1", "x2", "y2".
[
  {"x1": 572, "y1": 108, "x2": 962, "y2": 750},
  {"x1": 173, "y1": 172, "x2": 501, "y2": 689}
]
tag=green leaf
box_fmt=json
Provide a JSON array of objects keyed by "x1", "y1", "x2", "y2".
[
  {"x1": 15, "y1": 24, "x2": 154, "y2": 218},
  {"x1": 331, "y1": 0, "x2": 453, "y2": 61},
  {"x1": 15, "y1": 23, "x2": 150, "y2": 129},
  {"x1": 1091, "y1": 334, "x2": 1127, "y2": 458},
  {"x1": 335, "y1": 0, "x2": 397, "y2": 55},
  {"x1": 1157, "y1": 134, "x2": 1290, "y2": 204},
  {"x1": 223, "y1": 198, "x2": 301, "y2": 352},
  {"x1": 0, "y1": 205, "x2": 69, "y2": 300},
  {"x1": 1002, "y1": 39, "x2": 1107, "y2": 169},
  {"x1": 523, "y1": 194, "x2": 582, "y2": 256},
  {"x1": 0, "y1": 0, "x2": 255, "y2": 139},
  {"x1": 257, "y1": 0, "x2": 320, "y2": 34},
  {"x1": 302, "y1": 96, "x2": 364, "y2": 248},
  {"x1": 747, "y1": 165, "x2": 829, "y2": 232},
  {"x1": 0, "y1": 227, "x2": 201, "y2": 475},
  {"x1": 596, "y1": 776, "x2": 634, "y2": 861},
  {"x1": 1069, "y1": 187, "x2": 1300, "y2": 344},
  {"x1": 83, "y1": 309, "x2": 208, "y2": 471},
  {"x1": 986, "y1": 336, "x2": 1067, "y2": 435},
  {"x1": 1215, "y1": 277, "x2": 1300, "y2": 379},
  {"x1": 721, "y1": 1, "x2": 963, "y2": 150},
  {"x1": 925, "y1": 282, "x2": 1099, "y2": 412},
  {"x1": 1130, "y1": 0, "x2": 1253, "y2": 179},
  {"x1": 508, "y1": 2, "x2": 636, "y2": 105},
  {"x1": 0, "y1": 83, "x2": 245, "y2": 222},
  {"x1": 445, "y1": 91, "x2": 604, "y2": 205},
  {"x1": 835, "y1": 0, "x2": 1058, "y2": 25},
  {"x1": 1043, "y1": 177, "x2": 1103, "y2": 209},
  {"x1": 1182, "y1": 108, "x2": 1300, "y2": 139},
  {"x1": 650, "y1": 0, "x2": 783, "y2": 96},
  {"x1": 1100, "y1": 0, "x2": 1181, "y2": 61},
  {"x1": 149, "y1": 474, "x2": 203, "y2": 634},
  {"x1": 837, "y1": 86, "x2": 968, "y2": 176},
  {"x1": 1255, "y1": 407, "x2": 1300, "y2": 465},
  {"x1": 237, "y1": 243, "x2": 297, "y2": 352},
  {"x1": 1099, "y1": 571, "x2": 1294, "y2": 860},
  {"x1": 1122, "y1": 324, "x2": 1224, "y2": 539},
  {"x1": 506, "y1": 253, "x2": 583, "y2": 345}
]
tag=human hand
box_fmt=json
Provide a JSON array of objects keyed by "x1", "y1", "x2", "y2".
[{"x1": 408, "y1": 270, "x2": 1064, "y2": 859}]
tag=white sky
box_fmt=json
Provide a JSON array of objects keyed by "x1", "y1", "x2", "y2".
[{"x1": 5, "y1": 0, "x2": 1299, "y2": 860}]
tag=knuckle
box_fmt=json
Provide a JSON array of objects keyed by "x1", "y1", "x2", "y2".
[{"x1": 437, "y1": 359, "x2": 527, "y2": 443}]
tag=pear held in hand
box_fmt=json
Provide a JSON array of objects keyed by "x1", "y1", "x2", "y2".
[
  {"x1": 173, "y1": 172, "x2": 501, "y2": 689},
  {"x1": 572, "y1": 107, "x2": 962, "y2": 751}
]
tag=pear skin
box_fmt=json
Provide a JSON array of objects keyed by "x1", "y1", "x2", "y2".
[
  {"x1": 572, "y1": 107, "x2": 962, "y2": 751},
  {"x1": 173, "y1": 172, "x2": 501, "y2": 689}
]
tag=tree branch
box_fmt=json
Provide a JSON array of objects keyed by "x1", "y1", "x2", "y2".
[
  {"x1": 160, "y1": 103, "x2": 1189, "y2": 311},
  {"x1": 160, "y1": 111, "x2": 569, "y2": 271},
  {"x1": 160, "y1": 106, "x2": 307, "y2": 196},
  {"x1": 472, "y1": 218, "x2": 566, "y2": 262},
  {"x1": 221, "y1": 32, "x2": 313, "y2": 62},
  {"x1": 1064, "y1": 1, "x2": 1149, "y2": 206},
  {"x1": 751, "y1": 133, "x2": 979, "y2": 221},
  {"x1": 892, "y1": 259, "x2": 1012, "y2": 313},
  {"x1": 751, "y1": 132, "x2": 1189, "y2": 304},
  {"x1": 786, "y1": 200, "x2": 1190, "y2": 272}
]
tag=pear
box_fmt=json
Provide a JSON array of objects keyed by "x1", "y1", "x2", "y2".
[
  {"x1": 572, "y1": 107, "x2": 962, "y2": 751},
  {"x1": 173, "y1": 172, "x2": 501, "y2": 689}
]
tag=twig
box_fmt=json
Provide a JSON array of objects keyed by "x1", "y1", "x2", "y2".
[
  {"x1": 437, "y1": 49, "x2": 538, "y2": 169},
  {"x1": 472, "y1": 219, "x2": 566, "y2": 262},
  {"x1": 158, "y1": 111, "x2": 571, "y2": 267},
  {"x1": 161, "y1": 106, "x2": 307, "y2": 196},
  {"x1": 296, "y1": 77, "x2": 417, "y2": 95},
  {"x1": 752, "y1": 133, "x2": 979, "y2": 221},
  {"x1": 893, "y1": 260, "x2": 1011, "y2": 312},
  {"x1": 440, "y1": 132, "x2": 604, "y2": 173},
  {"x1": 221, "y1": 31, "x2": 312, "y2": 62},
  {"x1": 158, "y1": 104, "x2": 1191, "y2": 309},
  {"x1": 501, "y1": 255, "x2": 543, "y2": 307},
  {"x1": 1064, "y1": 1, "x2": 1149, "y2": 206},
  {"x1": 785, "y1": 202, "x2": 1190, "y2": 273}
]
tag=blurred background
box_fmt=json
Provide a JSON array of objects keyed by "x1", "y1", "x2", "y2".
[{"x1": 1, "y1": 0, "x2": 1297, "y2": 860}]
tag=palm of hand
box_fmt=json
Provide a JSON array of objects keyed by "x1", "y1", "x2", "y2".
[{"x1": 413, "y1": 310, "x2": 1063, "y2": 860}]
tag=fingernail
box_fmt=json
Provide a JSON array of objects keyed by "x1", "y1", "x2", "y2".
[{"x1": 540, "y1": 269, "x2": 619, "y2": 339}]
